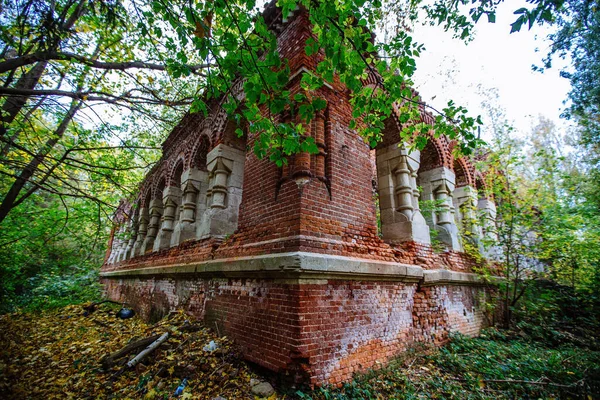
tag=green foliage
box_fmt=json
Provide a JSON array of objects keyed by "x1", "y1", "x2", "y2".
[
  {"x1": 21, "y1": 269, "x2": 101, "y2": 312},
  {"x1": 142, "y1": 0, "x2": 484, "y2": 168},
  {"x1": 538, "y1": 0, "x2": 600, "y2": 154},
  {"x1": 293, "y1": 329, "x2": 600, "y2": 399},
  {"x1": 0, "y1": 190, "x2": 106, "y2": 313},
  {"x1": 419, "y1": 198, "x2": 448, "y2": 252},
  {"x1": 513, "y1": 280, "x2": 600, "y2": 349}
]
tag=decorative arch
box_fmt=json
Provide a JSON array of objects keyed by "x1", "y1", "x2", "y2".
[
  {"x1": 221, "y1": 118, "x2": 247, "y2": 150},
  {"x1": 191, "y1": 134, "x2": 211, "y2": 170},
  {"x1": 153, "y1": 175, "x2": 167, "y2": 200},
  {"x1": 168, "y1": 156, "x2": 185, "y2": 187},
  {"x1": 418, "y1": 136, "x2": 450, "y2": 172},
  {"x1": 212, "y1": 101, "x2": 248, "y2": 149},
  {"x1": 132, "y1": 198, "x2": 141, "y2": 217},
  {"x1": 375, "y1": 112, "x2": 403, "y2": 149},
  {"x1": 229, "y1": 78, "x2": 246, "y2": 101},
  {"x1": 212, "y1": 104, "x2": 231, "y2": 145},
  {"x1": 475, "y1": 172, "x2": 491, "y2": 200},
  {"x1": 141, "y1": 185, "x2": 152, "y2": 208},
  {"x1": 113, "y1": 199, "x2": 131, "y2": 224},
  {"x1": 361, "y1": 71, "x2": 380, "y2": 88},
  {"x1": 453, "y1": 157, "x2": 476, "y2": 188}
]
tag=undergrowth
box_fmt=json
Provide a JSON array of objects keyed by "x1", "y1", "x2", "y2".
[
  {"x1": 293, "y1": 280, "x2": 600, "y2": 399},
  {"x1": 293, "y1": 330, "x2": 599, "y2": 399}
]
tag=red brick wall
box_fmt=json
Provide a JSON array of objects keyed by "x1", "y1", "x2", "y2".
[{"x1": 102, "y1": 276, "x2": 492, "y2": 386}]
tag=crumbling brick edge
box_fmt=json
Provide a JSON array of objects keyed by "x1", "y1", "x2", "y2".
[{"x1": 100, "y1": 252, "x2": 500, "y2": 386}]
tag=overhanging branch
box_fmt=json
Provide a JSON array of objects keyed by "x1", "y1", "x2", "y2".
[{"x1": 0, "y1": 51, "x2": 213, "y2": 74}]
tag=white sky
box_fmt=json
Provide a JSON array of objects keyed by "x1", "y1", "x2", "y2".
[{"x1": 409, "y1": 1, "x2": 573, "y2": 141}]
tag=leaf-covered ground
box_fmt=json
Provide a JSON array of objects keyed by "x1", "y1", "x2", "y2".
[
  {"x1": 0, "y1": 303, "x2": 269, "y2": 399},
  {"x1": 1, "y1": 303, "x2": 598, "y2": 399}
]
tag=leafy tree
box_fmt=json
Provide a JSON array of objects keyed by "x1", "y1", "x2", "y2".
[
  {"x1": 2, "y1": 0, "x2": 595, "y2": 312},
  {"x1": 0, "y1": 0, "x2": 217, "y2": 224},
  {"x1": 476, "y1": 104, "x2": 600, "y2": 326},
  {"x1": 530, "y1": 0, "x2": 600, "y2": 154},
  {"x1": 479, "y1": 125, "x2": 543, "y2": 327},
  {"x1": 529, "y1": 120, "x2": 600, "y2": 295}
]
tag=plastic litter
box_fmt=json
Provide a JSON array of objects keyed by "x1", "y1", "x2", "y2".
[
  {"x1": 116, "y1": 308, "x2": 135, "y2": 319},
  {"x1": 203, "y1": 340, "x2": 218, "y2": 352},
  {"x1": 173, "y1": 378, "x2": 188, "y2": 397}
]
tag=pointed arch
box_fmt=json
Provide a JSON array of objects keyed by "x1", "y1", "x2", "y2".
[
  {"x1": 153, "y1": 175, "x2": 166, "y2": 200},
  {"x1": 475, "y1": 171, "x2": 491, "y2": 199},
  {"x1": 141, "y1": 186, "x2": 152, "y2": 208},
  {"x1": 168, "y1": 156, "x2": 185, "y2": 187},
  {"x1": 191, "y1": 134, "x2": 211, "y2": 170},
  {"x1": 453, "y1": 157, "x2": 475, "y2": 188}
]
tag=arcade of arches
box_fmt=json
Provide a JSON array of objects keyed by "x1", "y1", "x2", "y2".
[{"x1": 101, "y1": 2, "x2": 501, "y2": 387}]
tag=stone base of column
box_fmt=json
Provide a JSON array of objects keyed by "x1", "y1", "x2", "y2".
[
  {"x1": 436, "y1": 224, "x2": 462, "y2": 251},
  {"x1": 382, "y1": 213, "x2": 431, "y2": 245},
  {"x1": 153, "y1": 230, "x2": 173, "y2": 251},
  {"x1": 171, "y1": 221, "x2": 197, "y2": 246}
]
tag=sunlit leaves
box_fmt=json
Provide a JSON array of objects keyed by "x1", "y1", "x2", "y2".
[{"x1": 142, "y1": 0, "x2": 484, "y2": 166}]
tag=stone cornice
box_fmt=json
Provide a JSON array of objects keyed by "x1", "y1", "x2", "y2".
[{"x1": 99, "y1": 252, "x2": 496, "y2": 285}]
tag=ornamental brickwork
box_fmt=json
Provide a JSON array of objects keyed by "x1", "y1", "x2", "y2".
[{"x1": 101, "y1": 2, "x2": 499, "y2": 386}]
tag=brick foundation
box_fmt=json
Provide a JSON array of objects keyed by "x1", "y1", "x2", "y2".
[{"x1": 101, "y1": 253, "x2": 494, "y2": 386}]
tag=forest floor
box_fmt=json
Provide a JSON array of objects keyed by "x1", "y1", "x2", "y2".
[{"x1": 0, "y1": 302, "x2": 598, "y2": 400}]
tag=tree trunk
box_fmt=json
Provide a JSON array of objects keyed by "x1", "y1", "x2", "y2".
[
  {"x1": 0, "y1": 61, "x2": 47, "y2": 138},
  {"x1": 0, "y1": 0, "x2": 87, "y2": 138},
  {"x1": 126, "y1": 332, "x2": 169, "y2": 368},
  {"x1": 0, "y1": 99, "x2": 81, "y2": 224}
]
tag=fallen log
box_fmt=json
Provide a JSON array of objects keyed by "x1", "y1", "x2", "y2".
[
  {"x1": 127, "y1": 332, "x2": 169, "y2": 368},
  {"x1": 101, "y1": 334, "x2": 161, "y2": 369}
]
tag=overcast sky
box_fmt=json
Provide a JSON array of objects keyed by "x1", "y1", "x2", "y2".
[{"x1": 409, "y1": 1, "x2": 573, "y2": 141}]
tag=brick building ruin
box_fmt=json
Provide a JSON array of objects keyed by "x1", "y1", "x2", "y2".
[{"x1": 100, "y1": 2, "x2": 500, "y2": 386}]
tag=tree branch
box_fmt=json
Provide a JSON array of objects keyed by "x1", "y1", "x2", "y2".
[
  {"x1": 0, "y1": 51, "x2": 213, "y2": 74},
  {"x1": 0, "y1": 87, "x2": 194, "y2": 106}
]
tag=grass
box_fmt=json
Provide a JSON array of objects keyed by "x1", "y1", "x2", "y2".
[{"x1": 294, "y1": 329, "x2": 600, "y2": 399}]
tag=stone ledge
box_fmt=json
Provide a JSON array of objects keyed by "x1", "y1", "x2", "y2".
[
  {"x1": 100, "y1": 252, "x2": 495, "y2": 285},
  {"x1": 100, "y1": 252, "x2": 422, "y2": 282},
  {"x1": 422, "y1": 269, "x2": 481, "y2": 286}
]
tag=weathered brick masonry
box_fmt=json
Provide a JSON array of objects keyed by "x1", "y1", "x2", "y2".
[
  {"x1": 101, "y1": 1, "x2": 499, "y2": 386},
  {"x1": 102, "y1": 270, "x2": 493, "y2": 386}
]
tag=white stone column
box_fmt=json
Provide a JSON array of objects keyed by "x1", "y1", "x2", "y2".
[
  {"x1": 132, "y1": 207, "x2": 148, "y2": 257},
  {"x1": 107, "y1": 231, "x2": 118, "y2": 264},
  {"x1": 122, "y1": 215, "x2": 137, "y2": 261},
  {"x1": 154, "y1": 186, "x2": 182, "y2": 251},
  {"x1": 477, "y1": 198, "x2": 501, "y2": 259},
  {"x1": 418, "y1": 167, "x2": 462, "y2": 251},
  {"x1": 141, "y1": 199, "x2": 163, "y2": 254},
  {"x1": 376, "y1": 143, "x2": 430, "y2": 244},
  {"x1": 477, "y1": 198, "x2": 497, "y2": 241},
  {"x1": 110, "y1": 225, "x2": 126, "y2": 263},
  {"x1": 197, "y1": 144, "x2": 245, "y2": 238},
  {"x1": 171, "y1": 168, "x2": 208, "y2": 246},
  {"x1": 453, "y1": 185, "x2": 482, "y2": 242}
]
